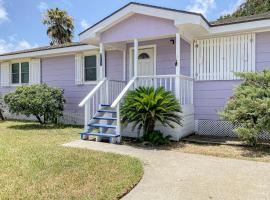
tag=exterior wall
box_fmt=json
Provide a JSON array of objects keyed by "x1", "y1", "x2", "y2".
[
  {"x1": 125, "y1": 37, "x2": 191, "y2": 79},
  {"x1": 106, "y1": 50, "x2": 124, "y2": 80},
  {"x1": 41, "y1": 55, "x2": 94, "y2": 124},
  {"x1": 100, "y1": 14, "x2": 178, "y2": 43},
  {"x1": 194, "y1": 31, "x2": 270, "y2": 121}
]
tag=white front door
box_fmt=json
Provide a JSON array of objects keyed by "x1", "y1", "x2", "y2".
[{"x1": 131, "y1": 48, "x2": 155, "y2": 77}]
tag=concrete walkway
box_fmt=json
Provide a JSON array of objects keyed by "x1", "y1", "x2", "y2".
[{"x1": 64, "y1": 140, "x2": 270, "y2": 200}]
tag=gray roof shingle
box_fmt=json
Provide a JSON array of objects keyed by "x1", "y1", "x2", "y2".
[{"x1": 0, "y1": 42, "x2": 91, "y2": 57}]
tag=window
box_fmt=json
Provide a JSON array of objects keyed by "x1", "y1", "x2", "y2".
[
  {"x1": 84, "y1": 55, "x2": 97, "y2": 81},
  {"x1": 11, "y1": 62, "x2": 30, "y2": 84},
  {"x1": 138, "y1": 53, "x2": 150, "y2": 59},
  {"x1": 193, "y1": 33, "x2": 255, "y2": 80}
]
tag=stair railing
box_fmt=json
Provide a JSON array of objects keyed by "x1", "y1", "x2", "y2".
[
  {"x1": 111, "y1": 76, "x2": 137, "y2": 136},
  {"x1": 79, "y1": 78, "x2": 107, "y2": 130}
]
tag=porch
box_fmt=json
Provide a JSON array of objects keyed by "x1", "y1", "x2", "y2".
[
  {"x1": 79, "y1": 32, "x2": 194, "y2": 142},
  {"x1": 78, "y1": 9, "x2": 196, "y2": 142}
]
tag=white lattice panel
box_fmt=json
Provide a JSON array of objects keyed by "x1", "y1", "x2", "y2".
[{"x1": 196, "y1": 120, "x2": 270, "y2": 140}]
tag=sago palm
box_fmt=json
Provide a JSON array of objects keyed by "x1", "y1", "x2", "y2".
[
  {"x1": 43, "y1": 8, "x2": 74, "y2": 45},
  {"x1": 121, "y1": 86, "x2": 182, "y2": 136}
]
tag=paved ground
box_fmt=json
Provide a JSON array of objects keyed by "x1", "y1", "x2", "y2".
[{"x1": 64, "y1": 140, "x2": 270, "y2": 200}]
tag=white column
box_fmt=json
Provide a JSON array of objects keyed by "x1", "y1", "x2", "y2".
[
  {"x1": 175, "y1": 33, "x2": 181, "y2": 101},
  {"x1": 134, "y1": 39, "x2": 138, "y2": 77},
  {"x1": 123, "y1": 49, "x2": 126, "y2": 81},
  {"x1": 99, "y1": 43, "x2": 105, "y2": 80}
]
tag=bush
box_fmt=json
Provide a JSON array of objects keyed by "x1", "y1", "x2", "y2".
[
  {"x1": 220, "y1": 70, "x2": 270, "y2": 145},
  {"x1": 0, "y1": 95, "x2": 6, "y2": 120},
  {"x1": 121, "y1": 86, "x2": 182, "y2": 138},
  {"x1": 142, "y1": 131, "x2": 171, "y2": 146},
  {"x1": 4, "y1": 84, "x2": 66, "y2": 124}
]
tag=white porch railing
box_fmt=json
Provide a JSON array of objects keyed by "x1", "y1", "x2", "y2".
[
  {"x1": 79, "y1": 75, "x2": 193, "y2": 133},
  {"x1": 79, "y1": 78, "x2": 126, "y2": 130},
  {"x1": 111, "y1": 75, "x2": 194, "y2": 136}
]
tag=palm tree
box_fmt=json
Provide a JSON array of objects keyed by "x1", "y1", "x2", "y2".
[
  {"x1": 43, "y1": 8, "x2": 74, "y2": 46},
  {"x1": 121, "y1": 87, "x2": 183, "y2": 137}
]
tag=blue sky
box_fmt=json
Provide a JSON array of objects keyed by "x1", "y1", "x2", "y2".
[{"x1": 0, "y1": 0, "x2": 244, "y2": 53}]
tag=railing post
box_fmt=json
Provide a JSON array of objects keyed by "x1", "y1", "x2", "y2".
[
  {"x1": 84, "y1": 100, "x2": 91, "y2": 131},
  {"x1": 116, "y1": 104, "x2": 121, "y2": 143},
  {"x1": 106, "y1": 80, "x2": 109, "y2": 104},
  {"x1": 175, "y1": 33, "x2": 181, "y2": 101}
]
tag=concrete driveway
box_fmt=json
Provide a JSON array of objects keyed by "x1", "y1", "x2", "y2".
[{"x1": 64, "y1": 141, "x2": 270, "y2": 200}]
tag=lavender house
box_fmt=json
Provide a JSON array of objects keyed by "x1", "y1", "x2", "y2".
[{"x1": 0, "y1": 2, "x2": 270, "y2": 141}]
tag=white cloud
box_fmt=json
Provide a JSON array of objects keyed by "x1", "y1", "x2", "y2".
[
  {"x1": 186, "y1": 0, "x2": 216, "y2": 16},
  {"x1": 38, "y1": 1, "x2": 48, "y2": 13},
  {"x1": 0, "y1": 0, "x2": 8, "y2": 23},
  {"x1": 0, "y1": 39, "x2": 38, "y2": 54},
  {"x1": 15, "y1": 40, "x2": 39, "y2": 51},
  {"x1": 221, "y1": 0, "x2": 246, "y2": 15},
  {"x1": 80, "y1": 19, "x2": 90, "y2": 30}
]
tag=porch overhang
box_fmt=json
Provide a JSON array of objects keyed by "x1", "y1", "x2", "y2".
[
  {"x1": 80, "y1": 2, "x2": 270, "y2": 44},
  {"x1": 79, "y1": 2, "x2": 210, "y2": 44}
]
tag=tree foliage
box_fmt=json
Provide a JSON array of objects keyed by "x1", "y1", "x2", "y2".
[
  {"x1": 43, "y1": 8, "x2": 74, "y2": 46},
  {"x1": 219, "y1": 0, "x2": 270, "y2": 20},
  {"x1": 121, "y1": 86, "x2": 183, "y2": 137},
  {"x1": 220, "y1": 70, "x2": 270, "y2": 145},
  {"x1": 4, "y1": 84, "x2": 66, "y2": 124}
]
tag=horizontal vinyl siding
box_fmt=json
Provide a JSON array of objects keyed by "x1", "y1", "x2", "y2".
[
  {"x1": 194, "y1": 80, "x2": 240, "y2": 120},
  {"x1": 194, "y1": 31, "x2": 270, "y2": 121},
  {"x1": 256, "y1": 32, "x2": 270, "y2": 71},
  {"x1": 106, "y1": 50, "x2": 123, "y2": 80},
  {"x1": 42, "y1": 55, "x2": 95, "y2": 114}
]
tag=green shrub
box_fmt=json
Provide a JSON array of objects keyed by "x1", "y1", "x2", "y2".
[
  {"x1": 142, "y1": 131, "x2": 171, "y2": 146},
  {"x1": 4, "y1": 84, "x2": 66, "y2": 124},
  {"x1": 0, "y1": 95, "x2": 5, "y2": 120},
  {"x1": 121, "y1": 86, "x2": 182, "y2": 137},
  {"x1": 220, "y1": 70, "x2": 270, "y2": 145}
]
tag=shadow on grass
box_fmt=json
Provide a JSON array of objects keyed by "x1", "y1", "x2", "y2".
[
  {"x1": 121, "y1": 137, "x2": 186, "y2": 151},
  {"x1": 6, "y1": 120, "x2": 83, "y2": 131}
]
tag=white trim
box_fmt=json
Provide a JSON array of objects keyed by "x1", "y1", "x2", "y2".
[
  {"x1": 129, "y1": 44, "x2": 157, "y2": 79},
  {"x1": 82, "y1": 52, "x2": 100, "y2": 84},
  {"x1": 134, "y1": 39, "x2": 138, "y2": 77},
  {"x1": 122, "y1": 49, "x2": 126, "y2": 81},
  {"x1": 0, "y1": 45, "x2": 98, "y2": 62},
  {"x1": 10, "y1": 60, "x2": 31, "y2": 86}
]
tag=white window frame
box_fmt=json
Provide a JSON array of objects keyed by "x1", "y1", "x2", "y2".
[
  {"x1": 10, "y1": 59, "x2": 30, "y2": 86},
  {"x1": 82, "y1": 52, "x2": 99, "y2": 85}
]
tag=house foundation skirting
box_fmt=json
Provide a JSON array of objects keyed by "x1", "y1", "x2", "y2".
[{"x1": 195, "y1": 120, "x2": 270, "y2": 140}]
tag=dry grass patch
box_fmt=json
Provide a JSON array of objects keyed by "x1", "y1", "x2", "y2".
[
  {"x1": 172, "y1": 142, "x2": 270, "y2": 163},
  {"x1": 0, "y1": 121, "x2": 143, "y2": 200}
]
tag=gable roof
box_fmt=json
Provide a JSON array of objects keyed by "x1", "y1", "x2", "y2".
[
  {"x1": 80, "y1": 2, "x2": 270, "y2": 35},
  {"x1": 79, "y1": 2, "x2": 210, "y2": 35}
]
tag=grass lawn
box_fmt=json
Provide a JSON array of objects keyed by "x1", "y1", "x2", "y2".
[{"x1": 0, "y1": 120, "x2": 143, "y2": 200}]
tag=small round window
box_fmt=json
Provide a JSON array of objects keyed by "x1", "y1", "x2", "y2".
[{"x1": 138, "y1": 53, "x2": 150, "y2": 59}]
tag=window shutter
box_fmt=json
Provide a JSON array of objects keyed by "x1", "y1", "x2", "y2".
[
  {"x1": 29, "y1": 59, "x2": 41, "y2": 84},
  {"x1": 0, "y1": 62, "x2": 10, "y2": 86},
  {"x1": 75, "y1": 54, "x2": 84, "y2": 85},
  {"x1": 193, "y1": 33, "x2": 256, "y2": 80}
]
